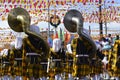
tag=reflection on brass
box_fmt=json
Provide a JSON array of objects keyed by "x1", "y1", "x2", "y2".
[
  {"x1": 8, "y1": 7, "x2": 30, "y2": 32},
  {"x1": 63, "y1": 9, "x2": 83, "y2": 33}
]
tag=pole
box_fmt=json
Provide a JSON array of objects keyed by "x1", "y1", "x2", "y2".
[
  {"x1": 89, "y1": 25, "x2": 91, "y2": 35},
  {"x1": 104, "y1": 1, "x2": 107, "y2": 35},
  {"x1": 48, "y1": 0, "x2": 50, "y2": 38},
  {"x1": 105, "y1": 21, "x2": 107, "y2": 35},
  {"x1": 99, "y1": 0, "x2": 103, "y2": 36}
]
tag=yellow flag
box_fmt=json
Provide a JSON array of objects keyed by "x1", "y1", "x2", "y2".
[
  {"x1": 71, "y1": 0, "x2": 75, "y2": 4},
  {"x1": 20, "y1": 0, "x2": 24, "y2": 4},
  {"x1": 2, "y1": 16, "x2": 5, "y2": 21}
]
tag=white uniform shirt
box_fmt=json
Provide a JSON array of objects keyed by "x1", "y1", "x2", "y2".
[{"x1": 52, "y1": 38, "x2": 61, "y2": 52}]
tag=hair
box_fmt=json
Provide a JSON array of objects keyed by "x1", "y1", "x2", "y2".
[
  {"x1": 108, "y1": 34, "x2": 111, "y2": 37},
  {"x1": 116, "y1": 35, "x2": 119, "y2": 40}
]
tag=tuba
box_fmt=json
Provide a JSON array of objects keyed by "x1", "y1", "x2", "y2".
[
  {"x1": 7, "y1": 7, "x2": 50, "y2": 55},
  {"x1": 63, "y1": 9, "x2": 97, "y2": 79},
  {"x1": 63, "y1": 9, "x2": 97, "y2": 55},
  {"x1": 7, "y1": 7, "x2": 50, "y2": 79}
]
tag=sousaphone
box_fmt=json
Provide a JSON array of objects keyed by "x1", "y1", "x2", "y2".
[
  {"x1": 63, "y1": 9, "x2": 97, "y2": 56},
  {"x1": 7, "y1": 7, "x2": 50, "y2": 55}
]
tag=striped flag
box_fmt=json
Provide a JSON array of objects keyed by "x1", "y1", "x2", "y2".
[
  {"x1": 65, "y1": 30, "x2": 71, "y2": 44},
  {"x1": 58, "y1": 28, "x2": 64, "y2": 41},
  {"x1": 90, "y1": 0, "x2": 93, "y2": 2},
  {"x1": 53, "y1": 29, "x2": 58, "y2": 39},
  {"x1": 8, "y1": 0, "x2": 11, "y2": 3}
]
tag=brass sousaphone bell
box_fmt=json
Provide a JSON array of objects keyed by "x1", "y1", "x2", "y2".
[
  {"x1": 63, "y1": 9, "x2": 83, "y2": 33},
  {"x1": 8, "y1": 7, "x2": 30, "y2": 32}
]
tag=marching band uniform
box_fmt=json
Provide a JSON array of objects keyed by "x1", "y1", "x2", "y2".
[
  {"x1": 49, "y1": 38, "x2": 65, "y2": 80},
  {"x1": 23, "y1": 25, "x2": 44, "y2": 80},
  {"x1": 1, "y1": 48, "x2": 14, "y2": 80},
  {"x1": 94, "y1": 40, "x2": 107, "y2": 80},
  {"x1": 52, "y1": 38, "x2": 62, "y2": 80},
  {"x1": 14, "y1": 36, "x2": 23, "y2": 80},
  {"x1": 71, "y1": 37, "x2": 91, "y2": 79},
  {"x1": 1, "y1": 25, "x2": 45, "y2": 80},
  {"x1": 66, "y1": 44, "x2": 73, "y2": 80},
  {"x1": 108, "y1": 40, "x2": 120, "y2": 80}
]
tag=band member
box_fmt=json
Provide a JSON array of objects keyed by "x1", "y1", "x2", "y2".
[{"x1": 48, "y1": 38, "x2": 67, "y2": 80}]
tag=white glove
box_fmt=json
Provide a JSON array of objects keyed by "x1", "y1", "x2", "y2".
[
  {"x1": 0, "y1": 49, "x2": 8, "y2": 56},
  {"x1": 102, "y1": 56, "x2": 109, "y2": 64},
  {"x1": 67, "y1": 44, "x2": 72, "y2": 54},
  {"x1": 15, "y1": 37, "x2": 23, "y2": 49}
]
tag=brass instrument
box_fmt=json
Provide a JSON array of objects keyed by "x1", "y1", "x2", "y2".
[
  {"x1": 8, "y1": 7, "x2": 50, "y2": 55},
  {"x1": 7, "y1": 7, "x2": 50, "y2": 79},
  {"x1": 63, "y1": 9, "x2": 97, "y2": 79}
]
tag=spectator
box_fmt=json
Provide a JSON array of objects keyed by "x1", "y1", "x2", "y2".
[
  {"x1": 100, "y1": 37, "x2": 111, "y2": 51},
  {"x1": 115, "y1": 35, "x2": 119, "y2": 40},
  {"x1": 106, "y1": 34, "x2": 113, "y2": 46},
  {"x1": 47, "y1": 34, "x2": 53, "y2": 48}
]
